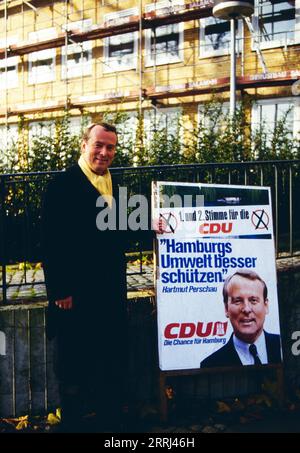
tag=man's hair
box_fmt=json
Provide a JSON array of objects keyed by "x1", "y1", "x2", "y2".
[
  {"x1": 223, "y1": 270, "x2": 268, "y2": 306},
  {"x1": 82, "y1": 122, "x2": 118, "y2": 142}
]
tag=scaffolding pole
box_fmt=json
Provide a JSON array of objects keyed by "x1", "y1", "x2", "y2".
[
  {"x1": 139, "y1": 0, "x2": 143, "y2": 116},
  {"x1": 230, "y1": 18, "x2": 236, "y2": 117},
  {"x1": 4, "y1": 0, "x2": 8, "y2": 139},
  {"x1": 64, "y1": 0, "x2": 69, "y2": 110}
]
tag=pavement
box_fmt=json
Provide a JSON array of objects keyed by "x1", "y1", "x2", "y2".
[
  {"x1": 1, "y1": 396, "x2": 300, "y2": 433},
  {"x1": 1, "y1": 254, "x2": 300, "y2": 304},
  {"x1": 0, "y1": 262, "x2": 155, "y2": 304}
]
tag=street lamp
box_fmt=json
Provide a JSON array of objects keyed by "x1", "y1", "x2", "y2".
[{"x1": 212, "y1": 1, "x2": 254, "y2": 116}]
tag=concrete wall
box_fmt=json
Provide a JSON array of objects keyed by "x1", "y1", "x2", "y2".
[{"x1": 0, "y1": 302, "x2": 59, "y2": 417}]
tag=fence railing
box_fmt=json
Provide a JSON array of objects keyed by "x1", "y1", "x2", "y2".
[{"x1": 0, "y1": 159, "x2": 299, "y2": 304}]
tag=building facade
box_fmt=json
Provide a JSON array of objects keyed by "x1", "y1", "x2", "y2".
[{"x1": 0, "y1": 0, "x2": 299, "y2": 159}]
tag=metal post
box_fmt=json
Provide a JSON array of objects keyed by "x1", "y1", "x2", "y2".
[
  {"x1": 274, "y1": 165, "x2": 278, "y2": 256},
  {"x1": 152, "y1": 28, "x2": 157, "y2": 136},
  {"x1": 152, "y1": 28, "x2": 157, "y2": 91},
  {"x1": 0, "y1": 177, "x2": 7, "y2": 304},
  {"x1": 64, "y1": 0, "x2": 69, "y2": 109},
  {"x1": 230, "y1": 18, "x2": 236, "y2": 117},
  {"x1": 139, "y1": 0, "x2": 143, "y2": 116},
  {"x1": 3, "y1": 2, "x2": 16, "y2": 302},
  {"x1": 4, "y1": 0, "x2": 8, "y2": 137},
  {"x1": 289, "y1": 165, "x2": 293, "y2": 256}
]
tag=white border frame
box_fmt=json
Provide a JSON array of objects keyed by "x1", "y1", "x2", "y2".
[
  {"x1": 251, "y1": 97, "x2": 300, "y2": 139},
  {"x1": 199, "y1": 17, "x2": 243, "y2": 58},
  {"x1": 61, "y1": 19, "x2": 93, "y2": 80},
  {"x1": 28, "y1": 28, "x2": 56, "y2": 85},
  {"x1": 145, "y1": 0, "x2": 184, "y2": 67},
  {"x1": 103, "y1": 8, "x2": 138, "y2": 73},
  {"x1": 252, "y1": 0, "x2": 300, "y2": 50}
]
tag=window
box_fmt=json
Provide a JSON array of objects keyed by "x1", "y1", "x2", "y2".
[
  {"x1": 103, "y1": 8, "x2": 138, "y2": 72},
  {"x1": 253, "y1": 0, "x2": 300, "y2": 49},
  {"x1": 0, "y1": 56, "x2": 18, "y2": 89},
  {"x1": 0, "y1": 124, "x2": 18, "y2": 170},
  {"x1": 28, "y1": 116, "x2": 87, "y2": 144},
  {"x1": 145, "y1": 1, "x2": 184, "y2": 66},
  {"x1": 199, "y1": 16, "x2": 243, "y2": 58},
  {"x1": 68, "y1": 116, "x2": 88, "y2": 135},
  {"x1": 0, "y1": 124, "x2": 18, "y2": 149},
  {"x1": 104, "y1": 111, "x2": 138, "y2": 146},
  {"x1": 198, "y1": 102, "x2": 230, "y2": 131},
  {"x1": 28, "y1": 120, "x2": 56, "y2": 144},
  {"x1": 28, "y1": 28, "x2": 56, "y2": 84},
  {"x1": 61, "y1": 19, "x2": 92, "y2": 79},
  {"x1": 0, "y1": 36, "x2": 18, "y2": 89},
  {"x1": 117, "y1": 113, "x2": 138, "y2": 147},
  {"x1": 144, "y1": 107, "x2": 181, "y2": 143},
  {"x1": 252, "y1": 98, "x2": 300, "y2": 142}
]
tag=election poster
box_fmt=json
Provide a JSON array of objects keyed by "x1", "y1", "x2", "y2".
[{"x1": 152, "y1": 182, "x2": 282, "y2": 371}]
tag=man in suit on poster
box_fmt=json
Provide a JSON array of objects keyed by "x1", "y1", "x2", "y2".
[{"x1": 200, "y1": 270, "x2": 282, "y2": 368}]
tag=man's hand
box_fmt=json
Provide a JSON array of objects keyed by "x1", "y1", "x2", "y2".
[
  {"x1": 152, "y1": 216, "x2": 167, "y2": 234},
  {"x1": 55, "y1": 296, "x2": 73, "y2": 310}
]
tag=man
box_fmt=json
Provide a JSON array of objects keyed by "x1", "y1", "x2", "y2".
[
  {"x1": 42, "y1": 122, "x2": 128, "y2": 432},
  {"x1": 200, "y1": 270, "x2": 282, "y2": 368}
]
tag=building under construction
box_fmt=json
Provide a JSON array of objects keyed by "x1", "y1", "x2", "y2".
[{"x1": 0, "y1": 0, "x2": 299, "y2": 151}]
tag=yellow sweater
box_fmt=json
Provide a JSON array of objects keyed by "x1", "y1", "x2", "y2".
[{"x1": 78, "y1": 154, "x2": 113, "y2": 207}]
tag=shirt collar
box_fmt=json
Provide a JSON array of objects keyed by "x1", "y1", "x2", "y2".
[{"x1": 233, "y1": 331, "x2": 267, "y2": 365}]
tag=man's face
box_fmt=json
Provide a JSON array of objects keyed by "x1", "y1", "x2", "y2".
[
  {"x1": 225, "y1": 275, "x2": 269, "y2": 344},
  {"x1": 81, "y1": 125, "x2": 117, "y2": 175}
]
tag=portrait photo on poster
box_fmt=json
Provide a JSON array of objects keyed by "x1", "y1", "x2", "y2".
[{"x1": 152, "y1": 182, "x2": 282, "y2": 371}]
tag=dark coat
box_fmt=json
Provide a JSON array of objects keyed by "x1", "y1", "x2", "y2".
[
  {"x1": 41, "y1": 164, "x2": 128, "y2": 383},
  {"x1": 200, "y1": 331, "x2": 282, "y2": 368}
]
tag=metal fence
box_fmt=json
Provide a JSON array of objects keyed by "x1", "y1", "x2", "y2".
[{"x1": 0, "y1": 159, "x2": 299, "y2": 304}]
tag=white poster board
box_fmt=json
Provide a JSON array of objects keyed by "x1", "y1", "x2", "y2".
[{"x1": 152, "y1": 182, "x2": 282, "y2": 371}]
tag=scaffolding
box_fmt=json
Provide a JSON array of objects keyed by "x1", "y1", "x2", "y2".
[{"x1": 0, "y1": 0, "x2": 299, "y2": 126}]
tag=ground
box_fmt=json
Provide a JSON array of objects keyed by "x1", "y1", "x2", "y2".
[{"x1": 1, "y1": 392, "x2": 300, "y2": 434}]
